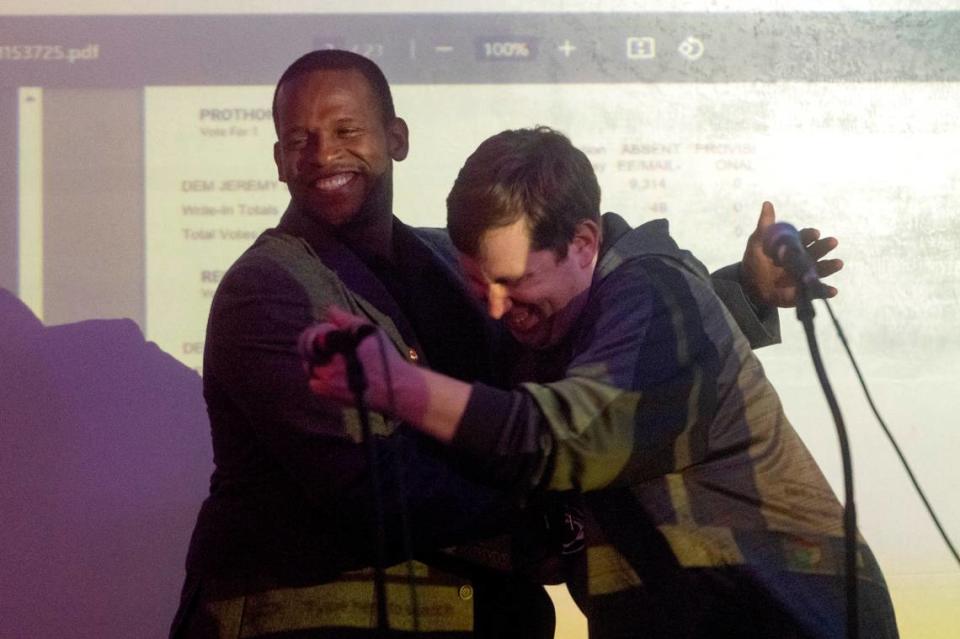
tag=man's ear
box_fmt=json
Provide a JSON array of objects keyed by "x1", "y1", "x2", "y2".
[
  {"x1": 274, "y1": 141, "x2": 287, "y2": 183},
  {"x1": 387, "y1": 117, "x2": 410, "y2": 162},
  {"x1": 571, "y1": 219, "x2": 601, "y2": 268}
]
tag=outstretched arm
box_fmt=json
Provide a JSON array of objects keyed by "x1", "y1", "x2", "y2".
[
  {"x1": 310, "y1": 255, "x2": 794, "y2": 496},
  {"x1": 307, "y1": 306, "x2": 467, "y2": 444}
]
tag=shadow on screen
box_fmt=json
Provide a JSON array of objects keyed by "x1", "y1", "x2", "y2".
[{"x1": 0, "y1": 288, "x2": 211, "y2": 638}]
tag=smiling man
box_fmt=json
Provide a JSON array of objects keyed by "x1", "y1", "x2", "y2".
[
  {"x1": 458, "y1": 216, "x2": 592, "y2": 350},
  {"x1": 171, "y1": 51, "x2": 558, "y2": 639},
  {"x1": 272, "y1": 64, "x2": 405, "y2": 235},
  {"x1": 307, "y1": 127, "x2": 899, "y2": 639}
]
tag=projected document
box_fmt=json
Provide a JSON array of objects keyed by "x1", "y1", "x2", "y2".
[{"x1": 144, "y1": 86, "x2": 286, "y2": 371}]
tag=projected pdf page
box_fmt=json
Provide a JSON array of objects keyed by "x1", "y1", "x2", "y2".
[{"x1": 144, "y1": 86, "x2": 286, "y2": 371}]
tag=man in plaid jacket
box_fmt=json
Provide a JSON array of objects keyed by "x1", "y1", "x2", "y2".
[{"x1": 308, "y1": 127, "x2": 898, "y2": 638}]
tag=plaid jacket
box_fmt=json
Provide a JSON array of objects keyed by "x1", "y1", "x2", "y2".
[{"x1": 455, "y1": 213, "x2": 898, "y2": 638}]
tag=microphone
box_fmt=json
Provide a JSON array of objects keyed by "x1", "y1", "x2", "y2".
[
  {"x1": 762, "y1": 222, "x2": 829, "y2": 298},
  {"x1": 299, "y1": 322, "x2": 377, "y2": 366}
]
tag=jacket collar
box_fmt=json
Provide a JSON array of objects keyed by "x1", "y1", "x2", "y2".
[{"x1": 273, "y1": 204, "x2": 423, "y2": 351}]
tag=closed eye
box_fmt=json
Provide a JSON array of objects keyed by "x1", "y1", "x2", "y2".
[
  {"x1": 494, "y1": 272, "x2": 531, "y2": 287},
  {"x1": 282, "y1": 132, "x2": 308, "y2": 149}
]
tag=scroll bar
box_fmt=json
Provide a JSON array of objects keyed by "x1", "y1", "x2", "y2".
[{"x1": 18, "y1": 87, "x2": 43, "y2": 320}]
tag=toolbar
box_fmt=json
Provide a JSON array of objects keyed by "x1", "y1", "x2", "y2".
[{"x1": 0, "y1": 12, "x2": 956, "y2": 86}]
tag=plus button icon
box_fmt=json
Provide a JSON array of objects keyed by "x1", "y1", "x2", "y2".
[{"x1": 558, "y1": 39, "x2": 577, "y2": 58}]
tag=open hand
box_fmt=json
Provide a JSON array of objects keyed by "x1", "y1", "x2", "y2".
[{"x1": 741, "y1": 201, "x2": 844, "y2": 308}]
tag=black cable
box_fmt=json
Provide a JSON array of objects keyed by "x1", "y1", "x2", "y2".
[
  {"x1": 796, "y1": 292, "x2": 858, "y2": 639},
  {"x1": 823, "y1": 299, "x2": 960, "y2": 567},
  {"x1": 342, "y1": 346, "x2": 389, "y2": 635},
  {"x1": 376, "y1": 331, "x2": 422, "y2": 634},
  {"x1": 304, "y1": 324, "x2": 421, "y2": 634}
]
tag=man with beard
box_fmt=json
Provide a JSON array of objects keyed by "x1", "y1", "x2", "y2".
[
  {"x1": 306, "y1": 127, "x2": 896, "y2": 639},
  {"x1": 172, "y1": 49, "x2": 556, "y2": 639},
  {"x1": 173, "y1": 51, "x2": 839, "y2": 638}
]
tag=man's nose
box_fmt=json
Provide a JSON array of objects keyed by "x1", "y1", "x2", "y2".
[
  {"x1": 309, "y1": 135, "x2": 340, "y2": 165},
  {"x1": 486, "y1": 286, "x2": 512, "y2": 320}
]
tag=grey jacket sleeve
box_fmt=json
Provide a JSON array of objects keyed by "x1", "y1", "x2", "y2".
[{"x1": 710, "y1": 262, "x2": 781, "y2": 348}]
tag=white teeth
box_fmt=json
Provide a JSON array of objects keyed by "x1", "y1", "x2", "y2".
[
  {"x1": 315, "y1": 173, "x2": 353, "y2": 191},
  {"x1": 508, "y1": 309, "x2": 531, "y2": 328}
]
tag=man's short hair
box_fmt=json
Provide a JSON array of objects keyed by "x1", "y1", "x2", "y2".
[
  {"x1": 446, "y1": 126, "x2": 601, "y2": 259},
  {"x1": 272, "y1": 49, "x2": 396, "y2": 134}
]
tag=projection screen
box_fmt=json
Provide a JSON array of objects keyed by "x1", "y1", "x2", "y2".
[{"x1": 1, "y1": 2, "x2": 957, "y2": 638}]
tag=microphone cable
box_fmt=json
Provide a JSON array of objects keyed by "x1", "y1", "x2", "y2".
[
  {"x1": 795, "y1": 292, "x2": 858, "y2": 639},
  {"x1": 374, "y1": 329, "x2": 422, "y2": 635},
  {"x1": 823, "y1": 299, "x2": 960, "y2": 568},
  {"x1": 303, "y1": 322, "x2": 424, "y2": 634},
  {"x1": 337, "y1": 332, "x2": 389, "y2": 635}
]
